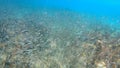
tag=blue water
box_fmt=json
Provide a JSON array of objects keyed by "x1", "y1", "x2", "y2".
[
  {"x1": 1, "y1": 0, "x2": 120, "y2": 16},
  {"x1": 39, "y1": 0, "x2": 120, "y2": 16},
  {"x1": 1, "y1": 0, "x2": 120, "y2": 28}
]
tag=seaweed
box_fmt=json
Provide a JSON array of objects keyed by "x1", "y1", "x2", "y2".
[
  {"x1": 0, "y1": 7, "x2": 120, "y2": 68},
  {"x1": 0, "y1": 21, "x2": 9, "y2": 43}
]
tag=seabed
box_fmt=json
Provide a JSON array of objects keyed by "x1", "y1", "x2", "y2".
[{"x1": 0, "y1": 6, "x2": 120, "y2": 68}]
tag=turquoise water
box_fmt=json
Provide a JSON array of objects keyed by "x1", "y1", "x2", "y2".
[
  {"x1": 1, "y1": 0, "x2": 120, "y2": 16},
  {"x1": 0, "y1": 0, "x2": 120, "y2": 68}
]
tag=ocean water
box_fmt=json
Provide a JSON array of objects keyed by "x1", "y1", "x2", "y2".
[{"x1": 0, "y1": 0, "x2": 120, "y2": 68}]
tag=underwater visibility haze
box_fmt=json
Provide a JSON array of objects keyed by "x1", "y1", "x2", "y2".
[
  {"x1": 0, "y1": 0, "x2": 120, "y2": 68},
  {"x1": 3, "y1": 0, "x2": 120, "y2": 16}
]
